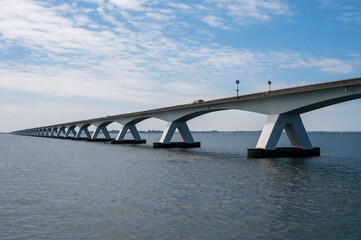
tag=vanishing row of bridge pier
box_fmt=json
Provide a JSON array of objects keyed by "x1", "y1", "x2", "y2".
[{"x1": 13, "y1": 77, "x2": 361, "y2": 158}]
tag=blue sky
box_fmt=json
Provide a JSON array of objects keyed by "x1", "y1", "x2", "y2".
[{"x1": 0, "y1": 0, "x2": 360, "y2": 132}]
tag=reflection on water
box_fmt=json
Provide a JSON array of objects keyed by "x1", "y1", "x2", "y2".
[{"x1": 0, "y1": 132, "x2": 360, "y2": 239}]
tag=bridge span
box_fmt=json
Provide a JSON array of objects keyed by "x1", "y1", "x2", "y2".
[{"x1": 12, "y1": 77, "x2": 361, "y2": 158}]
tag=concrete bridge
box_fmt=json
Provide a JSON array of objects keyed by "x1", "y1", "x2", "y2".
[{"x1": 12, "y1": 77, "x2": 361, "y2": 158}]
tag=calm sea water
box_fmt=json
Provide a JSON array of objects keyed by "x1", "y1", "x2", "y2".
[{"x1": 0, "y1": 132, "x2": 360, "y2": 240}]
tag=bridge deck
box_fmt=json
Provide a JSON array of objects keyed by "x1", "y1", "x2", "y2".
[{"x1": 27, "y1": 77, "x2": 361, "y2": 129}]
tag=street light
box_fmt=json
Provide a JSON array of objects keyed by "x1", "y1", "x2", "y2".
[
  {"x1": 268, "y1": 81, "x2": 272, "y2": 91},
  {"x1": 236, "y1": 80, "x2": 240, "y2": 99}
]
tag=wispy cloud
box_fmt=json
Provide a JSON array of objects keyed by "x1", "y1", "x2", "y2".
[
  {"x1": 319, "y1": 0, "x2": 361, "y2": 25},
  {"x1": 202, "y1": 15, "x2": 230, "y2": 29},
  {"x1": 339, "y1": 10, "x2": 361, "y2": 24},
  {"x1": 308, "y1": 58, "x2": 354, "y2": 74},
  {"x1": 225, "y1": 0, "x2": 292, "y2": 22},
  {"x1": 0, "y1": 100, "x2": 119, "y2": 131},
  {"x1": 0, "y1": 0, "x2": 359, "y2": 131},
  {"x1": 166, "y1": 3, "x2": 191, "y2": 10},
  {"x1": 109, "y1": 0, "x2": 146, "y2": 11},
  {"x1": 200, "y1": 0, "x2": 292, "y2": 28}
]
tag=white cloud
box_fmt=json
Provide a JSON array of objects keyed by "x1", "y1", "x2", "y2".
[
  {"x1": 0, "y1": 66, "x2": 159, "y2": 103},
  {"x1": 166, "y1": 3, "x2": 191, "y2": 10},
  {"x1": 308, "y1": 58, "x2": 354, "y2": 74},
  {"x1": 206, "y1": 0, "x2": 292, "y2": 27},
  {"x1": 229, "y1": 0, "x2": 291, "y2": 20},
  {"x1": 1, "y1": 45, "x2": 356, "y2": 107},
  {"x1": 0, "y1": 0, "x2": 359, "y2": 132},
  {"x1": 319, "y1": 0, "x2": 361, "y2": 25},
  {"x1": 163, "y1": 82, "x2": 210, "y2": 96},
  {"x1": 74, "y1": 14, "x2": 91, "y2": 27},
  {"x1": 202, "y1": 15, "x2": 229, "y2": 29},
  {"x1": 145, "y1": 12, "x2": 172, "y2": 21},
  {"x1": 0, "y1": 0, "x2": 119, "y2": 55},
  {"x1": 273, "y1": 52, "x2": 356, "y2": 75},
  {"x1": 109, "y1": 0, "x2": 146, "y2": 11},
  {"x1": 340, "y1": 10, "x2": 361, "y2": 24},
  {"x1": 81, "y1": 0, "x2": 105, "y2": 4},
  {"x1": 0, "y1": 101, "x2": 118, "y2": 131}
]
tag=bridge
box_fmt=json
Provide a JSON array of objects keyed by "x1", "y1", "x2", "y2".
[{"x1": 12, "y1": 77, "x2": 361, "y2": 158}]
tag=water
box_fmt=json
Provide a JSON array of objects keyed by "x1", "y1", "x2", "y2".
[{"x1": 0, "y1": 132, "x2": 360, "y2": 239}]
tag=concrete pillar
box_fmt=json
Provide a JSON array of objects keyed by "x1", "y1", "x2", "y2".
[
  {"x1": 45, "y1": 128, "x2": 51, "y2": 137},
  {"x1": 154, "y1": 121, "x2": 200, "y2": 148},
  {"x1": 64, "y1": 126, "x2": 77, "y2": 138},
  {"x1": 56, "y1": 126, "x2": 66, "y2": 137},
  {"x1": 90, "y1": 126, "x2": 111, "y2": 140},
  {"x1": 256, "y1": 114, "x2": 312, "y2": 150},
  {"x1": 116, "y1": 124, "x2": 141, "y2": 141},
  {"x1": 49, "y1": 128, "x2": 58, "y2": 137},
  {"x1": 248, "y1": 114, "x2": 319, "y2": 158},
  {"x1": 160, "y1": 121, "x2": 195, "y2": 144},
  {"x1": 75, "y1": 125, "x2": 91, "y2": 139},
  {"x1": 111, "y1": 124, "x2": 146, "y2": 144}
]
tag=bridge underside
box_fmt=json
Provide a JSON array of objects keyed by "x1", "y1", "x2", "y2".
[
  {"x1": 12, "y1": 77, "x2": 361, "y2": 158},
  {"x1": 8, "y1": 112, "x2": 325, "y2": 158},
  {"x1": 15, "y1": 113, "x2": 320, "y2": 158}
]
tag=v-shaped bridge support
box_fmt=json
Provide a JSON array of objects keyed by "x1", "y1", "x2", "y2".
[
  {"x1": 153, "y1": 121, "x2": 200, "y2": 148},
  {"x1": 64, "y1": 126, "x2": 77, "y2": 138},
  {"x1": 91, "y1": 126, "x2": 111, "y2": 140},
  {"x1": 75, "y1": 126, "x2": 91, "y2": 139},
  {"x1": 249, "y1": 114, "x2": 319, "y2": 158},
  {"x1": 110, "y1": 124, "x2": 146, "y2": 144},
  {"x1": 256, "y1": 114, "x2": 312, "y2": 150}
]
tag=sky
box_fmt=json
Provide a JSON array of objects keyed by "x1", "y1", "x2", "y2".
[{"x1": 0, "y1": 0, "x2": 360, "y2": 132}]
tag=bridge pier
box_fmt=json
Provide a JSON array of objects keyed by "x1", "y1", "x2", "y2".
[
  {"x1": 64, "y1": 126, "x2": 77, "y2": 139},
  {"x1": 42, "y1": 129, "x2": 47, "y2": 137},
  {"x1": 56, "y1": 126, "x2": 66, "y2": 138},
  {"x1": 49, "y1": 127, "x2": 58, "y2": 138},
  {"x1": 73, "y1": 125, "x2": 91, "y2": 140},
  {"x1": 153, "y1": 121, "x2": 200, "y2": 148},
  {"x1": 45, "y1": 128, "x2": 51, "y2": 137},
  {"x1": 87, "y1": 125, "x2": 112, "y2": 142},
  {"x1": 111, "y1": 124, "x2": 146, "y2": 144},
  {"x1": 34, "y1": 129, "x2": 40, "y2": 136},
  {"x1": 248, "y1": 114, "x2": 320, "y2": 158}
]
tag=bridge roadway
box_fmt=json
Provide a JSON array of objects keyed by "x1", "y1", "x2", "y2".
[{"x1": 12, "y1": 77, "x2": 361, "y2": 158}]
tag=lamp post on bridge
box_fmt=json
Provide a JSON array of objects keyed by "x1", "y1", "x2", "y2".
[
  {"x1": 236, "y1": 80, "x2": 240, "y2": 99},
  {"x1": 268, "y1": 81, "x2": 272, "y2": 91}
]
